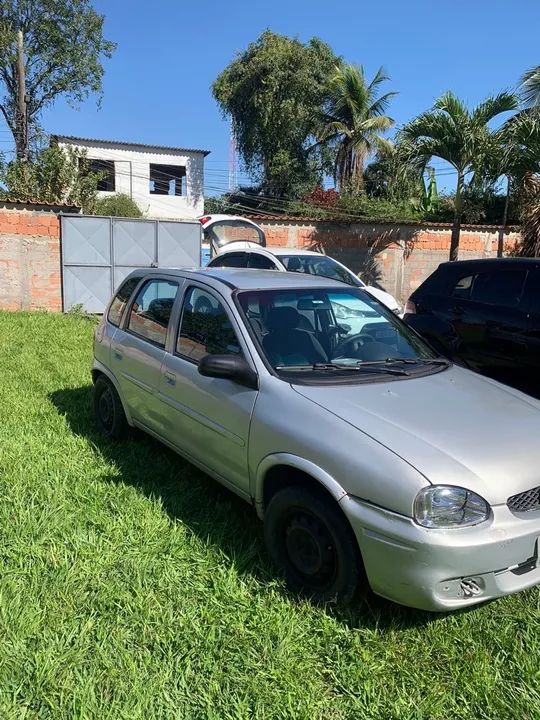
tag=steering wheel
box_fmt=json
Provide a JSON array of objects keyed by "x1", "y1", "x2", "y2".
[{"x1": 334, "y1": 333, "x2": 374, "y2": 357}]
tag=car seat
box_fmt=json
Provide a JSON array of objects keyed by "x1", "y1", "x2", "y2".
[{"x1": 262, "y1": 306, "x2": 327, "y2": 367}]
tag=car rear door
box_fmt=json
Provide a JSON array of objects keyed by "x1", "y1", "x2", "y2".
[
  {"x1": 156, "y1": 283, "x2": 258, "y2": 497},
  {"x1": 520, "y1": 264, "x2": 540, "y2": 396},
  {"x1": 111, "y1": 276, "x2": 181, "y2": 429},
  {"x1": 456, "y1": 267, "x2": 529, "y2": 380}
]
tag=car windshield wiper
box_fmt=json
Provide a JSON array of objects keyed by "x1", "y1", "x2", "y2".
[
  {"x1": 360, "y1": 357, "x2": 451, "y2": 367},
  {"x1": 275, "y1": 362, "x2": 410, "y2": 376}
]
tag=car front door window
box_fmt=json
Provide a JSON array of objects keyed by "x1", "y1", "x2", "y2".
[{"x1": 177, "y1": 288, "x2": 243, "y2": 362}]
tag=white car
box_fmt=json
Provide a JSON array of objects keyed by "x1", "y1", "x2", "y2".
[{"x1": 199, "y1": 214, "x2": 402, "y2": 314}]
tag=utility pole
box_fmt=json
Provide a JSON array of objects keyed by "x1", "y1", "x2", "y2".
[
  {"x1": 228, "y1": 120, "x2": 237, "y2": 192},
  {"x1": 16, "y1": 30, "x2": 28, "y2": 161}
]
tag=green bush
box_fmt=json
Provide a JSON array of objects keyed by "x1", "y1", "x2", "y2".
[{"x1": 93, "y1": 193, "x2": 143, "y2": 218}]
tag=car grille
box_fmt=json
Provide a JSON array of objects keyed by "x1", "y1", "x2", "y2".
[{"x1": 507, "y1": 486, "x2": 540, "y2": 513}]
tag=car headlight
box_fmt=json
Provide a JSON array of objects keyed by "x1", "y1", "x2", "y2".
[
  {"x1": 414, "y1": 485, "x2": 490, "y2": 528},
  {"x1": 332, "y1": 302, "x2": 365, "y2": 319}
]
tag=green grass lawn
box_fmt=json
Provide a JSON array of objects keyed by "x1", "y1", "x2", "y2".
[{"x1": 1, "y1": 311, "x2": 540, "y2": 719}]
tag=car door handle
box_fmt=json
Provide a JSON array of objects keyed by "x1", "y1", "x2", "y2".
[
  {"x1": 113, "y1": 348, "x2": 123, "y2": 360},
  {"x1": 164, "y1": 371, "x2": 176, "y2": 386},
  {"x1": 450, "y1": 305, "x2": 464, "y2": 316}
]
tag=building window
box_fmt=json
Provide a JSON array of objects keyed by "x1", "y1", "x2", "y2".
[
  {"x1": 88, "y1": 159, "x2": 116, "y2": 191},
  {"x1": 149, "y1": 164, "x2": 186, "y2": 196}
]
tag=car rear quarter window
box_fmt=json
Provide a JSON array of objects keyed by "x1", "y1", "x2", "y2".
[
  {"x1": 470, "y1": 269, "x2": 528, "y2": 309},
  {"x1": 127, "y1": 279, "x2": 179, "y2": 347},
  {"x1": 451, "y1": 274, "x2": 474, "y2": 299},
  {"x1": 176, "y1": 287, "x2": 242, "y2": 363},
  {"x1": 107, "y1": 276, "x2": 142, "y2": 327}
]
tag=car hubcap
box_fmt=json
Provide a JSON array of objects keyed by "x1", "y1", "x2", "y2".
[
  {"x1": 285, "y1": 511, "x2": 336, "y2": 586},
  {"x1": 99, "y1": 388, "x2": 114, "y2": 429}
]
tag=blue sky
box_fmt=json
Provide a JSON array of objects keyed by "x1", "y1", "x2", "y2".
[{"x1": 4, "y1": 0, "x2": 540, "y2": 193}]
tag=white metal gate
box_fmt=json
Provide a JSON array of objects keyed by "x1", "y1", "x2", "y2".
[{"x1": 61, "y1": 215, "x2": 202, "y2": 312}]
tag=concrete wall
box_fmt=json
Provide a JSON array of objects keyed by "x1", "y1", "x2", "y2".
[
  {"x1": 58, "y1": 139, "x2": 206, "y2": 219},
  {"x1": 0, "y1": 210, "x2": 61, "y2": 311},
  {"x1": 250, "y1": 217, "x2": 521, "y2": 301}
]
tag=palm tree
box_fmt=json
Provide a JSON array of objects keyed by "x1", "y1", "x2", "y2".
[
  {"x1": 399, "y1": 91, "x2": 518, "y2": 261},
  {"x1": 499, "y1": 109, "x2": 540, "y2": 256},
  {"x1": 317, "y1": 64, "x2": 397, "y2": 192},
  {"x1": 520, "y1": 66, "x2": 540, "y2": 108}
]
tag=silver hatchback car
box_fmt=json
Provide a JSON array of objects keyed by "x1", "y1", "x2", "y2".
[{"x1": 93, "y1": 268, "x2": 540, "y2": 611}]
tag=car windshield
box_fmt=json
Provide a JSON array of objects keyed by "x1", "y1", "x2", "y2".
[
  {"x1": 280, "y1": 254, "x2": 362, "y2": 287},
  {"x1": 237, "y1": 287, "x2": 439, "y2": 379}
]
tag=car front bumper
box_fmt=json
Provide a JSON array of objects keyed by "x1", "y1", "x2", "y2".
[{"x1": 340, "y1": 495, "x2": 540, "y2": 611}]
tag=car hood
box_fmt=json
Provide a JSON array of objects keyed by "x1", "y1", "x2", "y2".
[
  {"x1": 365, "y1": 286, "x2": 400, "y2": 312},
  {"x1": 293, "y1": 365, "x2": 540, "y2": 506}
]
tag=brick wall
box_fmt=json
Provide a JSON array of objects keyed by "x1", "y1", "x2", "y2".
[
  {"x1": 250, "y1": 218, "x2": 521, "y2": 301},
  {"x1": 0, "y1": 209, "x2": 62, "y2": 311}
]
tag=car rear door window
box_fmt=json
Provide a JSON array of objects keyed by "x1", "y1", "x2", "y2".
[
  {"x1": 209, "y1": 253, "x2": 248, "y2": 268},
  {"x1": 107, "y1": 276, "x2": 142, "y2": 327},
  {"x1": 248, "y1": 253, "x2": 278, "y2": 270},
  {"x1": 471, "y1": 269, "x2": 528, "y2": 309},
  {"x1": 176, "y1": 287, "x2": 243, "y2": 362},
  {"x1": 127, "y1": 279, "x2": 179, "y2": 347}
]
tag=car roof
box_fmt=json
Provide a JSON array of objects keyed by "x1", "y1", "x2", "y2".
[
  {"x1": 126, "y1": 266, "x2": 350, "y2": 291},
  {"x1": 219, "y1": 245, "x2": 323, "y2": 258},
  {"x1": 438, "y1": 257, "x2": 540, "y2": 271}
]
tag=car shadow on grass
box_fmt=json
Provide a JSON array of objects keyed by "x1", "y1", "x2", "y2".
[{"x1": 48, "y1": 384, "x2": 469, "y2": 632}]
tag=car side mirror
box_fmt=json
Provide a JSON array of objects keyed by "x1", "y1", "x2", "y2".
[{"x1": 198, "y1": 354, "x2": 259, "y2": 390}]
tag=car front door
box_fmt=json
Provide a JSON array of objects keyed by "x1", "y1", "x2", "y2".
[
  {"x1": 111, "y1": 276, "x2": 180, "y2": 429},
  {"x1": 157, "y1": 284, "x2": 258, "y2": 496}
]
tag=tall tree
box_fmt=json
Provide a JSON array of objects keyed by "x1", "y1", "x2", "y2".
[
  {"x1": 212, "y1": 31, "x2": 339, "y2": 199},
  {"x1": 0, "y1": 144, "x2": 100, "y2": 210},
  {"x1": 316, "y1": 64, "x2": 396, "y2": 192},
  {"x1": 400, "y1": 91, "x2": 518, "y2": 261},
  {"x1": 0, "y1": 0, "x2": 115, "y2": 159}
]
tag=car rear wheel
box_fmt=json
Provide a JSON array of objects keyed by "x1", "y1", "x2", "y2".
[
  {"x1": 93, "y1": 376, "x2": 127, "y2": 439},
  {"x1": 264, "y1": 486, "x2": 360, "y2": 605}
]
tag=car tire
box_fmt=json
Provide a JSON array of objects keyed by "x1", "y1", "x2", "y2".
[
  {"x1": 93, "y1": 376, "x2": 128, "y2": 439},
  {"x1": 264, "y1": 486, "x2": 360, "y2": 605}
]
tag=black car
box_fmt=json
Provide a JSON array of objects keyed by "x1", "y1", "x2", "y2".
[{"x1": 404, "y1": 258, "x2": 540, "y2": 397}]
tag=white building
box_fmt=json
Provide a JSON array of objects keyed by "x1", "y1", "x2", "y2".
[{"x1": 53, "y1": 135, "x2": 210, "y2": 219}]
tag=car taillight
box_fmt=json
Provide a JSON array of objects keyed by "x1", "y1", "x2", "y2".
[
  {"x1": 404, "y1": 299, "x2": 416, "y2": 314},
  {"x1": 199, "y1": 216, "x2": 211, "y2": 224}
]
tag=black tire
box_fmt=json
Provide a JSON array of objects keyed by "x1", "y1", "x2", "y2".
[
  {"x1": 264, "y1": 486, "x2": 360, "y2": 605},
  {"x1": 93, "y1": 375, "x2": 128, "y2": 439}
]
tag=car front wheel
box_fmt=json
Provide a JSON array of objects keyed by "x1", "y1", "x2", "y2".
[
  {"x1": 93, "y1": 376, "x2": 127, "y2": 439},
  {"x1": 264, "y1": 486, "x2": 360, "y2": 605}
]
